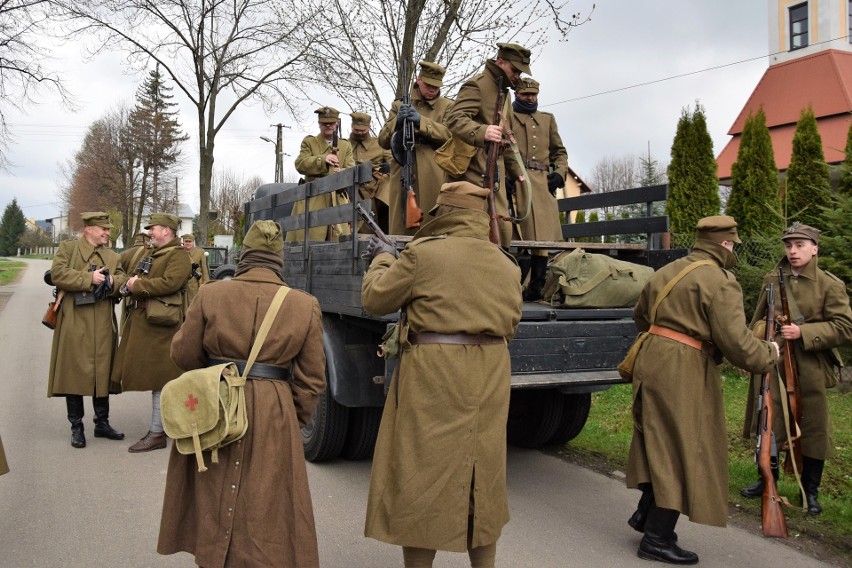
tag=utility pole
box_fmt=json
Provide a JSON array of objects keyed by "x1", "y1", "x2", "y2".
[{"x1": 261, "y1": 124, "x2": 290, "y2": 183}]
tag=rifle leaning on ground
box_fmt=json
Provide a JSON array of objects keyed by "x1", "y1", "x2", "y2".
[
  {"x1": 777, "y1": 266, "x2": 803, "y2": 476},
  {"x1": 399, "y1": 61, "x2": 423, "y2": 229},
  {"x1": 484, "y1": 76, "x2": 505, "y2": 245},
  {"x1": 755, "y1": 282, "x2": 788, "y2": 538}
]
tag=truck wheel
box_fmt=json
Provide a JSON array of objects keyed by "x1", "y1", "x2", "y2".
[
  {"x1": 507, "y1": 389, "x2": 564, "y2": 449},
  {"x1": 342, "y1": 406, "x2": 383, "y2": 460},
  {"x1": 211, "y1": 264, "x2": 237, "y2": 280},
  {"x1": 548, "y1": 393, "x2": 592, "y2": 445},
  {"x1": 301, "y1": 389, "x2": 349, "y2": 462}
]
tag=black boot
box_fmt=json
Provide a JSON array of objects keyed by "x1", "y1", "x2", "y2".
[
  {"x1": 739, "y1": 465, "x2": 778, "y2": 498},
  {"x1": 637, "y1": 507, "x2": 698, "y2": 565},
  {"x1": 629, "y1": 485, "x2": 677, "y2": 541},
  {"x1": 523, "y1": 255, "x2": 548, "y2": 301},
  {"x1": 517, "y1": 256, "x2": 531, "y2": 288},
  {"x1": 802, "y1": 456, "x2": 825, "y2": 515},
  {"x1": 66, "y1": 395, "x2": 86, "y2": 448},
  {"x1": 93, "y1": 396, "x2": 124, "y2": 440}
]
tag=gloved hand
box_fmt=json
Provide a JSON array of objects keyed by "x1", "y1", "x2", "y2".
[
  {"x1": 366, "y1": 235, "x2": 398, "y2": 260},
  {"x1": 504, "y1": 177, "x2": 516, "y2": 196},
  {"x1": 394, "y1": 104, "x2": 411, "y2": 131},
  {"x1": 379, "y1": 161, "x2": 390, "y2": 174},
  {"x1": 547, "y1": 172, "x2": 564, "y2": 196}
]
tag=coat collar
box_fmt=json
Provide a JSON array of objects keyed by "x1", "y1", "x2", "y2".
[
  {"x1": 779, "y1": 256, "x2": 818, "y2": 281},
  {"x1": 151, "y1": 238, "x2": 181, "y2": 257},
  {"x1": 233, "y1": 267, "x2": 288, "y2": 285},
  {"x1": 413, "y1": 209, "x2": 491, "y2": 241},
  {"x1": 485, "y1": 59, "x2": 512, "y2": 91},
  {"x1": 411, "y1": 86, "x2": 443, "y2": 109},
  {"x1": 691, "y1": 238, "x2": 737, "y2": 270},
  {"x1": 75, "y1": 237, "x2": 98, "y2": 263}
]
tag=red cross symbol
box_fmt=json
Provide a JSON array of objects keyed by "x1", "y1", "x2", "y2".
[{"x1": 185, "y1": 393, "x2": 199, "y2": 411}]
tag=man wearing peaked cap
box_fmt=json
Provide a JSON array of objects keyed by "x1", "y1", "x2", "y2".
[
  {"x1": 47, "y1": 211, "x2": 129, "y2": 448},
  {"x1": 741, "y1": 222, "x2": 852, "y2": 516},
  {"x1": 181, "y1": 233, "x2": 209, "y2": 304},
  {"x1": 159, "y1": 219, "x2": 326, "y2": 566},
  {"x1": 287, "y1": 106, "x2": 356, "y2": 242},
  {"x1": 625, "y1": 214, "x2": 780, "y2": 564},
  {"x1": 113, "y1": 211, "x2": 191, "y2": 453},
  {"x1": 444, "y1": 42, "x2": 532, "y2": 246},
  {"x1": 362, "y1": 179, "x2": 522, "y2": 567},
  {"x1": 349, "y1": 112, "x2": 393, "y2": 231},
  {"x1": 379, "y1": 59, "x2": 454, "y2": 235}
]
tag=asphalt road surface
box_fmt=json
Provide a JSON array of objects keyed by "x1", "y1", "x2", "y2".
[{"x1": 0, "y1": 259, "x2": 837, "y2": 567}]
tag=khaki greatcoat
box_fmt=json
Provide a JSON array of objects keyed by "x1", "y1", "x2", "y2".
[
  {"x1": 626, "y1": 240, "x2": 777, "y2": 527},
  {"x1": 511, "y1": 110, "x2": 567, "y2": 242},
  {"x1": 286, "y1": 134, "x2": 356, "y2": 242},
  {"x1": 379, "y1": 88, "x2": 453, "y2": 235},
  {"x1": 48, "y1": 238, "x2": 128, "y2": 397},
  {"x1": 362, "y1": 210, "x2": 523, "y2": 552},
  {"x1": 350, "y1": 134, "x2": 392, "y2": 205},
  {"x1": 184, "y1": 245, "x2": 210, "y2": 305},
  {"x1": 445, "y1": 60, "x2": 524, "y2": 246},
  {"x1": 158, "y1": 268, "x2": 326, "y2": 568},
  {"x1": 743, "y1": 257, "x2": 852, "y2": 460},
  {"x1": 111, "y1": 238, "x2": 190, "y2": 392}
]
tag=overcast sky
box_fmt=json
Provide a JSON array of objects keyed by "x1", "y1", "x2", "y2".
[{"x1": 0, "y1": 0, "x2": 770, "y2": 222}]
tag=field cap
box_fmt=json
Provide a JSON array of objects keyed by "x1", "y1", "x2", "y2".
[
  {"x1": 516, "y1": 77, "x2": 540, "y2": 94},
  {"x1": 81, "y1": 212, "x2": 112, "y2": 229},
  {"x1": 243, "y1": 220, "x2": 284, "y2": 253},
  {"x1": 418, "y1": 61, "x2": 446, "y2": 87},
  {"x1": 132, "y1": 232, "x2": 150, "y2": 246},
  {"x1": 315, "y1": 106, "x2": 340, "y2": 124},
  {"x1": 145, "y1": 213, "x2": 179, "y2": 231},
  {"x1": 350, "y1": 112, "x2": 371, "y2": 129},
  {"x1": 429, "y1": 181, "x2": 490, "y2": 215},
  {"x1": 496, "y1": 42, "x2": 532, "y2": 74},
  {"x1": 696, "y1": 215, "x2": 741, "y2": 244},
  {"x1": 781, "y1": 222, "x2": 820, "y2": 244},
  {"x1": 180, "y1": 234, "x2": 195, "y2": 242}
]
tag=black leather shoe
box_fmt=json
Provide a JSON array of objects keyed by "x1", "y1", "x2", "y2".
[
  {"x1": 629, "y1": 510, "x2": 678, "y2": 542},
  {"x1": 94, "y1": 422, "x2": 125, "y2": 440},
  {"x1": 638, "y1": 537, "x2": 698, "y2": 565},
  {"x1": 805, "y1": 492, "x2": 822, "y2": 515},
  {"x1": 739, "y1": 478, "x2": 764, "y2": 498},
  {"x1": 71, "y1": 423, "x2": 86, "y2": 448}
]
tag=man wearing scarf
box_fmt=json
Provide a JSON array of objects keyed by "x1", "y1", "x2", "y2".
[
  {"x1": 158, "y1": 220, "x2": 327, "y2": 568},
  {"x1": 350, "y1": 112, "x2": 392, "y2": 231},
  {"x1": 511, "y1": 78, "x2": 568, "y2": 300}
]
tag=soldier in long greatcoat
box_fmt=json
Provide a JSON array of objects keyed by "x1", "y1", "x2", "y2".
[
  {"x1": 740, "y1": 223, "x2": 852, "y2": 515},
  {"x1": 286, "y1": 106, "x2": 355, "y2": 242},
  {"x1": 626, "y1": 216, "x2": 778, "y2": 564},
  {"x1": 158, "y1": 221, "x2": 326, "y2": 568},
  {"x1": 379, "y1": 60, "x2": 453, "y2": 235},
  {"x1": 444, "y1": 43, "x2": 531, "y2": 247},
  {"x1": 112, "y1": 213, "x2": 191, "y2": 453},
  {"x1": 181, "y1": 233, "x2": 209, "y2": 305},
  {"x1": 349, "y1": 112, "x2": 392, "y2": 230},
  {"x1": 362, "y1": 181, "x2": 522, "y2": 567},
  {"x1": 48, "y1": 212, "x2": 128, "y2": 448}
]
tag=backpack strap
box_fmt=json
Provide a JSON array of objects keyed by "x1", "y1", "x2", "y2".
[
  {"x1": 241, "y1": 286, "x2": 291, "y2": 379},
  {"x1": 649, "y1": 260, "x2": 715, "y2": 324}
]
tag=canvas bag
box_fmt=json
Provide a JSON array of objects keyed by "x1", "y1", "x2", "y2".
[
  {"x1": 146, "y1": 291, "x2": 185, "y2": 326},
  {"x1": 161, "y1": 286, "x2": 290, "y2": 472},
  {"x1": 541, "y1": 248, "x2": 654, "y2": 308}
]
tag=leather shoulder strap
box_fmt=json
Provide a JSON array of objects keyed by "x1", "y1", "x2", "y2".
[
  {"x1": 242, "y1": 286, "x2": 291, "y2": 379},
  {"x1": 650, "y1": 260, "x2": 715, "y2": 324}
]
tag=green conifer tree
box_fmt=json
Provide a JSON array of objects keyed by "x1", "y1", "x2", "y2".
[
  {"x1": 784, "y1": 106, "x2": 831, "y2": 228},
  {"x1": 819, "y1": 194, "x2": 852, "y2": 289},
  {"x1": 0, "y1": 198, "x2": 27, "y2": 256},
  {"x1": 839, "y1": 118, "x2": 852, "y2": 197}
]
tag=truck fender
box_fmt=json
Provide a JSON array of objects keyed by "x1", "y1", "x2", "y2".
[{"x1": 322, "y1": 317, "x2": 386, "y2": 408}]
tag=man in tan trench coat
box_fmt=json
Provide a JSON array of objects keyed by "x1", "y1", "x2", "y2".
[
  {"x1": 113, "y1": 213, "x2": 190, "y2": 453},
  {"x1": 740, "y1": 223, "x2": 852, "y2": 515},
  {"x1": 510, "y1": 77, "x2": 568, "y2": 300},
  {"x1": 350, "y1": 112, "x2": 392, "y2": 230},
  {"x1": 48, "y1": 211, "x2": 128, "y2": 448},
  {"x1": 362, "y1": 181, "x2": 523, "y2": 568},
  {"x1": 158, "y1": 220, "x2": 326, "y2": 568},
  {"x1": 626, "y1": 216, "x2": 779, "y2": 565},
  {"x1": 379, "y1": 60, "x2": 453, "y2": 235},
  {"x1": 181, "y1": 233, "x2": 209, "y2": 305}
]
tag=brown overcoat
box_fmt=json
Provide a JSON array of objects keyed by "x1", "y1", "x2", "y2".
[
  {"x1": 350, "y1": 134, "x2": 392, "y2": 205},
  {"x1": 511, "y1": 110, "x2": 567, "y2": 242},
  {"x1": 743, "y1": 257, "x2": 852, "y2": 460},
  {"x1": 184, "y1": 245, "x2": 210, "y2": 305},
  {"x1": 444, "y1": 60, "x2": 524, "y2": 246},
  {"x1": 378, "y1": 88, "x2": 453, "y2": 235},
  {"x1": 157, "y1": 268, "x2": 326, "y2": 568},
  {"x1": 626, "y1": 240, "x2": 777, "y2": 527},
  {"x1": 112, "y1": 238, "x2": 190, "y2": 392},
  {"x1": 47, "y1": 238, "x2": 128, "y2": 397},
  {"x1": 362, "y1": 210, "x2": 523, "y2": 552}
]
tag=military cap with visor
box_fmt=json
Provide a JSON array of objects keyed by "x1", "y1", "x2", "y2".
[
  {"x1": 144, "y1": 213, "x2": 180, "y2": 231},
  {"x1": 695, "y1": 215, "x2": 741, "y2": 244},
  {"x1": 516, "y1": 77, "x2": 540, "y2": 95},
  {"x1": 180, "y1": 233, "x2": 195, "y2": 242},
  {"x1": 81, "y1": 212, "x2": 112, "y2": 229},
  {"x1": 418, "y1": 60, "x2": 446, "y2": 87},
  {"x1": 243, "y1": 220, "x2": 284, "y2": 253},
  {"x1": 496, "y1": 42, "x2": 532, "y2": 75},
  {"x1": 781, "y1": 221, "x2": 820, "y2": 245},
  {"x1": 315, "y1": 106, "x2": 341, "y2": 124},
  {"x1": 429, "y1": 181, "x2": 490, "y2": 215},
  {"x1": 350, "y1": 112, "x2": 372, "y2": 129}
]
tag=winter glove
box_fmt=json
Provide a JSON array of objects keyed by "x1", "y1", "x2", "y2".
[
  {"x1": 379, "y1": 161, "x2": 391, "y2": 174},
  {"x1": 366, "y1": 235, "x2": 398, "y2": 260},
  {"x1": 547, "y1": 172, "x2": 564, "y2": 196},
  {"x1": 394, "y1": 104, "x2": 412, "y2": 131}
]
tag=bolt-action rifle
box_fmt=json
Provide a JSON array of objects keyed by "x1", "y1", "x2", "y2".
[
  {"x1": 777, "y1": 267, "x2": 803, "y2": 476},
  {"x1": 484, "y1": 76, "x2": 505, "y2": 245}
]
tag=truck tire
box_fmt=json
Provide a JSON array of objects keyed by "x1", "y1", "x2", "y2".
[
  {"x1": 548, "y1": 393, "x2": 592, "y2": 445},
  {"x1": 507, "y1": 389, "x2": 564, "y2": 449},
  {"x1": 342, "y1": 406, "x2": 383, "y2": 460},
  {"x1": 301, "y1": 389, "x2": 349, "y2": 462},
  {"x1": 211, "y1": 264, "x2": 237, "y2": 280}
]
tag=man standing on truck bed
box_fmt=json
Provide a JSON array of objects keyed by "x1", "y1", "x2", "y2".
[
  {"x1": 626, "y1": 215, "x2": 779, "y2": 565},
  {"x1": 350, "y1": 112, "x2": 392, "y2": 231},
  {"x1": 286, "y1": 106, "x2": 355, "y2": 242},
  {"x1": 379, "y1": 60, "x2": 453, "y2": 235},
  {"x1": 361, "y1": 181, "x2": 523, "y2": 568}
]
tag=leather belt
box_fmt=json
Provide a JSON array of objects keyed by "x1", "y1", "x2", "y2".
[
  {"x1": 128, "y1": 299, "x2": 147, "y2": 310},
  {"x1": 524, "y1": 160, "x2": 549, "y2": 171},
  {"x1": 207, "y1": 358, "x2": 293, "y2": 381},
  {"x1": 648, "y1": 325, "x2": 716, "y2": 357},
  {"x1": 408, "y1": 332, "x2": 504, "y2": 345}
]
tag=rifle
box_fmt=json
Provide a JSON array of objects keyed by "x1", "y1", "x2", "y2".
[
  {"x1": 355, "y1": 202, "x2": 397, "y2": 252},
  {"x1": 399, "y1": 61, "x2": 423, "y2": 229},
  {"x1": 777, "y1": 267, "x2": 803, "y2": 476},
  {"x1": 755, "y1": 282, "x2": 788, "y2": 538},
  {"x1": 484, "y1": 76, "x2": 504, "y2": 245}
]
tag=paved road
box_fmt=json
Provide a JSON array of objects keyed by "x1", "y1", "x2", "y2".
[{"x1": 0, "y1": 259, "x2": 837, "y2": 567}]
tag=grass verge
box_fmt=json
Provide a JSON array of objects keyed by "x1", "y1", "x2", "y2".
[
  {"x1": 0, "y1": 258, "x2": 26, "y2": 285},
  {"x1": 553, "y1": 371, "x2": 851, "y2": 565}
]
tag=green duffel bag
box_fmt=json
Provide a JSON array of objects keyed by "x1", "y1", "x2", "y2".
[{"x1": 541, "y1": 248, "x2": 653, "y2": 308}]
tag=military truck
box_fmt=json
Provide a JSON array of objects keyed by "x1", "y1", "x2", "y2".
[{"x1": 243, "y1": 163, "x2": 683, "y2": 462}]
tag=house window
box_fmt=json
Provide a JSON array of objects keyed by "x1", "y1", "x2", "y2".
[{"x1": 790, "y1": 3, "x2": 808, "y2": 50}]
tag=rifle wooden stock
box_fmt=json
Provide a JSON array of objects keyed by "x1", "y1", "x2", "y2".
[
  {"x1": 42, "y1": 290, "x2": 65, "y2": 330},
  {"x1": 777, "y1": 267, "x2": 803, "y2": 475},
  {"x1": 484, "y1": 78, "x2": 504, "y2": 245},
  {"x1": 757, "y1": 283, "x2": 788, "y2": 538}
]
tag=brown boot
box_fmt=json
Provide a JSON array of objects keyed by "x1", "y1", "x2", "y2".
[{"x1": 128, "y1": 431, "x2": 167, "y2": 453}]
